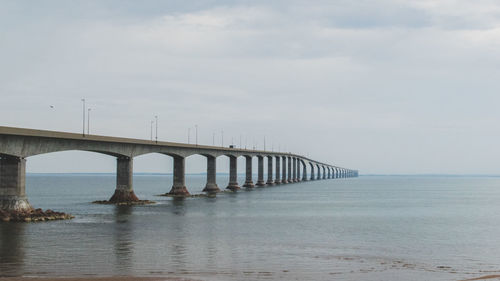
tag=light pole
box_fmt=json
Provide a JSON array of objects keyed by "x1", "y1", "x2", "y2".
[
  {"x1": 188, "y1": 128, "x2": 191, "y2": 144},
  {"x1": 264, "y1": 136, "x2": 266, "y2": 151},
  {"x1": 155, "y1": 115, "x2": 158, "y2": 143},
  {"x1": 221, "y1": 130, "x2": 224, "y2": 147},
  {"x1": 87, "y1": 108, "x2": 91, "y2": 135},
  {"x1": 212, "y1": 132, "x2": 215, "y2": 146},
  {"x1": 195, "y1": 124, "x2": 198, "y2": 145},
  {"x1": 81, "y1": 98, "x2": 85, "y2": 136}
]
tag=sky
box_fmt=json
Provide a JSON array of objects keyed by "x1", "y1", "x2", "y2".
[{"x1": 1, "y1": 0, "x2": 500, "y2": 174}]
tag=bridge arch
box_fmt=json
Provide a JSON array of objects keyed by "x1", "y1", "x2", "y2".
[
  {"x1": 299, "y1": 159, "x2": 308, "y2": 181},
  {"x1": 309, "y1": 162, "x2": 315, "y2": 180}
]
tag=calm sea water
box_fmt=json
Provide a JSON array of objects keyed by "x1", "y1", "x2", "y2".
[{"x1": 1, "y1": 175, "x2": 500, "y2": 281}]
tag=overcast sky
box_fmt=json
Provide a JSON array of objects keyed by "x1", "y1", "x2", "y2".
[{"x1": 1, "y1": 0, "x2": 500, "y2": 174}]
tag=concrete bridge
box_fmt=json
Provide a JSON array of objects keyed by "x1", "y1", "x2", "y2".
[{"x1": 0, "y1": 126, "x2": 358, "y2": 212}]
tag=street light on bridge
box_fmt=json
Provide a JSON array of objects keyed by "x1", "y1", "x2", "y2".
[
  {"x1": 87, "y1": 108, "x2": 91, "y2": 135},
  {"x1": 81, "y1": 98, "x2": 85, "y2": 136},
  {"x1": 155, "y1": 115, "x2": 158, "y2": 143}
]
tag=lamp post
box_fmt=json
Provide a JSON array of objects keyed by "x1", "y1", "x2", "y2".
[
  {"x1": 195, "y1": 124, "x2": 198, "y2": 145},
  {"x1": 221, "y1": 130, "x2": 224, "y2": 147},
  {"x1": 212, "y1": 132, "x2": 215, "y2": 146},
  {"x1": 81, "y1": 98, "x2": 85, "y2": 136},
  {"x1": 188, "y1": 128, "x2": 191, "y2": 144},
  {"x1": 87, "y1": 108, "x2": 91, "y2": 135},
  {"x1": 155, "y1": 115, "x2": 158, "y2": 143}
]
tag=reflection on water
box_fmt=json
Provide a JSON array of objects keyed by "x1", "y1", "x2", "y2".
[
  {"x1": 113, "y1": 206, "x2": 134, "y2": 274},
  {"x1": 1, "y1": 175, "x2": 500, "y2": 280},
  {"x1": 171, "y1": 198, "x2": 187, "y2": 216},
  {"x1": 0, "y1": 223, "x2": 25, "y2": 277}
]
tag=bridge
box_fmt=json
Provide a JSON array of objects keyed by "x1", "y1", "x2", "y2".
[{"x1": 0, "y1": 126, "x2": 358, "y2": 212}]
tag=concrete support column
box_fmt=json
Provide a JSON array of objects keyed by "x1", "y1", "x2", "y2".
[
  {"x1": 281, "y1": 156, "x2": 288, "y2": 183},
  {"x1": 243, "y1": 156, "x2": 255, "y2": 188},
  {"x1": 168, "y1": 156, "x2": 190, "y2": 196},
  {"x1": 109, "y1": 156, "x2": 139, "y2": 202},
  {"x1": 266, "y1": 156, "x2": 274, "y2": 185},
  {"x1": 296, "y1": 159, "x2": 300, "y2": 182},
  {"x1": 317, "y1": 165, "x2": 321, "y2": 180},
  {"x1": 0, "y1": 156, "x2": 32, "y2": 212},
  {"x1": 256, "y1": 156, "x2": 265, "y2": 186},
  {"x1": 287, "y1": 157, "x2": 292, "y2": 183},
  {"x1": 226, "y1": 156, "x2": 240, "y2": 191},
  {"x1": 328, "y1": 167, "x2": 332, "y2": 179},
  {"x1": 203, "y1": 156, "x2": 220, "y2": 193},
  {"x1": 310, "y1": 164, "x2": 315, "y2": 180},
  {"x1": 274, "y1": 156, "x2": 281, "y2": 184},
  {"x1": 302, "y1": 161, "x2": 307, "y2": 181},
  {"x1": 292, "y1": 158, "x2": 297, "y2": 182},
  {"x1": 323, "y1": 166, "x2": 326, "y2": 179}
]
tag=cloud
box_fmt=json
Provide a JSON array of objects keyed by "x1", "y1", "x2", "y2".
[{"x1": 1, "y1": 0, "x2": 500, "y2": 174}]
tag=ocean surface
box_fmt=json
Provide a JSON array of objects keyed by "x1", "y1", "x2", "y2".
[{"x1": 1, "y1": 174, "x2": 500, "y2": 281}]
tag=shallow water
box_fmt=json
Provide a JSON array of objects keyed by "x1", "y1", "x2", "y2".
[{"x1": 1, "y1": 175, "x2": 500, "y2": 281}]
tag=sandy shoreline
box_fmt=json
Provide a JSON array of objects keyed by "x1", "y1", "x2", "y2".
[{"x1": 0, "y1": 277, "x2": 202, "y2": 281}]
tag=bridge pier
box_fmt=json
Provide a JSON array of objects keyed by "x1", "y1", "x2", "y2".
[
  {"x1": 256, "y1": 156, "x2": 265, "y2": 186},
  {"x1": 317, "y1": 165, "x2": 321, "y2": 180},
  {"x1": 274, "y1": 156, "x2": 281, "y2": 184},
  {"x1": 310, "y1": 164, "x2": 315, "y2": 180},
  {"x1": 287, "y1": 156, "x2": 292, "y2": 183},
  {"x1": 302, "y1": 161, "x2": 307, "y2": 181},
  {"x1": 266, "y1": 156, "x2": 274, "y2": 185},
  {"x1": 323, "y1": 166, "x2": 326, "y2": 179},
  {"x1": 292, "y1": 158, "x2": 297, "y2": 182},
  {"x1": 203, "y1": 156, "x2": 220, "y2": 193},
  {"x1": 0, "y1": 156, "x2": 33, "y2": 212},
  {"x1": 281, "y1": 156, "x2": 288, "y2": 184},
  {"x1": 294, "y1": 158, "x2": 298, "y2": 182},
  {"x1": 109, "y1": 157, "x2": 140, "y2": 203},
  {"x1": 226, "y1": 156, "x2": 240, "y2": 191},
  {"x1": 243, "y1": 156, "x2": 255, "y2": 188},
  {"x1": 295, "y1": 158, "x2": 300, "y2": 182},
  {"x1": 328, "y1": 167, "x2": 331, "y2": 179},
  {"x1": 168, "y1": 156, "x2": 190, "y2": 196}
]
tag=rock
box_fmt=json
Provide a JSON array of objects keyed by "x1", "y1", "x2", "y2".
[{"x1": 0, "y1": 208, "x2": 73, "y2": 223}]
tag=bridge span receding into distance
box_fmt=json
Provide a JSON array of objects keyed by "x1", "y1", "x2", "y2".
[{"x1": 0, "y1": 126, "x2": 358, "y2": 212}]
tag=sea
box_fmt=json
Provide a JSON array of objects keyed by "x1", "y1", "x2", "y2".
[{"x1": 1, "y1": 174, "x2": 500, "y2": 281}]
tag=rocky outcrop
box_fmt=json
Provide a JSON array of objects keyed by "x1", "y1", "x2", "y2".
[{"x1": 0, "y1": 208, "x2": 74, "y2": 222}]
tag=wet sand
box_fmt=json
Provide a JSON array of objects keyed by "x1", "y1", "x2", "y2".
[
  {"x1": 463, "y1": 275, "x2": 500, "y2": 281},
  {"x1": 0, "y1": 277, "x2": 201, "y2": 281}
]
